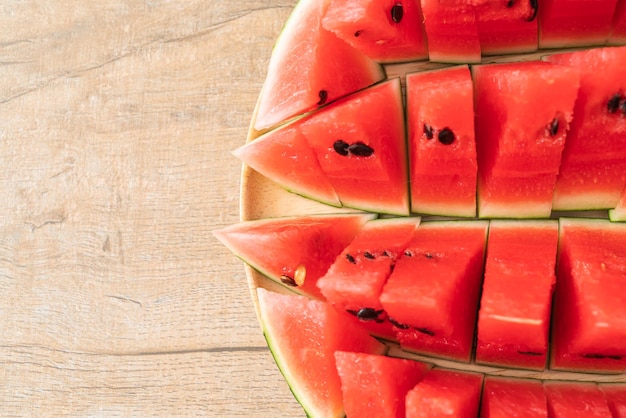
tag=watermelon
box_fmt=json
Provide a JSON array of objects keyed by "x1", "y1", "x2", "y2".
[
  {"x1": 213, "y1": 214, "x2": 375, "y2": 299},
  {"x1": 334, "y1": 351, "x2": 431, "y2": 418},
  {"x1": 316, "y1": 217, "x2": 420, "y2": 339},
  {"x1": 610, "y1": 0, "x2": 626, "y2": 44},
  {"x1": 406, "y1": 65, "x2": 478, "y2": 217},
  {"x1": 420, "y1": 0, "x2": 482, "y2": 63},
  {"x1": 322, "y1": 0, "x2": 428, "y2": 63},
  {"x1": 379, "y1": 221, "x2": 488, "y2": 362},
  {"x1": 480, "y1": 376, "x2": 548, "y2": 418},
  {"x1": 405, "y1": 368, "x2": 484, "y2": 418},
  {"x1": 610, "y1": 186, "x2": 626, "y2": 221},
  {"x1": 474, "y1": 0, "x2": 539, "y2": 55},
  {"x1": 256, "y1": 289, "x2": 387, "y2": 417},
  {"x1": 475, "y1": 220, "x2": 558, "y2": 371},
  {"x1": 601, "y1": 384, "x2": 626, "y2": 417},
  {"x1": 472, "y1": 60, "x2": 580, "y2": 218},
  {"x1": 252, "y1": 0, "x2": 384, "y2": 131},
  {"x1": 538, "y1": 0, "x2": 619, "y2": 48},
  {"x1": 543, "y1": 381, "x2": 613, "y2": 417},
  {"x1": 551, "y1": 218, "x2": 626, "y2": 373},
  {"x1": 545, "y1": 46, "x2": 626, "y2": 211}
]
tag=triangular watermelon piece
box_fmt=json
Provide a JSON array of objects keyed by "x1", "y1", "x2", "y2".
[
  {"x1": 253, "y1": 0, "x2": 385, "y2": 131},
  {"x1": 257, "y1": 289, "x2": 387, "y2": 418},
  {"x1": 334, "y1": 351, "x2": 431, "y2": 418},
  {"x1": 213, "y1": 213, "x2": 375, "y2": 299}
]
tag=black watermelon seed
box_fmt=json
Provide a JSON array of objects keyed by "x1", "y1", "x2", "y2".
[
  {"x1": 388, "y1": 317, "x2": 410, "y2": 329},
  {"x1": 355, "y1": 308, "x2": 384, "y2": 321},
  {"x1": 549, "y1": 117, "x2": 559, "y2": 137},
  {"x1": 404, "y1": 250, "x2": 413, "y2": 257},
  {"x1": 621, "y1": 99, "x2": 626, "y2": 114},
  {"x1": 354, "y1": 30, "x2": 362, "y2": 37},
  {"x1": 423, "y1": 123, "x2": 434, "y2": 139},
  {"x1": 438, "y1": 127, "x2": 456, "y2": 145},
  {"x1": 582, "y1": 353, "x2": 623, "y2": 360},
  {"x1": 333, "y1": 139, "x2": 350, "y2": 156},
  {"x1": 391, "y1": 3, "x2": 404, "y2": 23},
  {"x1": 348, "y1": 142, "x2": 375, "y2": 157},
  {"x1": 518, "y1": 350, "x2": 543, "y2": 356},
  {"x1": 346, "y1": 253, "x2": 356, "y2": 264},
  {"x1": 317, "y1": 89, "x2": 328, "y2": 106},
  {"x1": 526, "y1": 0, "x2": 538, "y2": 21},
  {"x1": 415, "y1": 327, "x2": 436, "y2": 336},
  {"x1": 364, "y1": 251, "x2": 375, "y2": 260},
  {"x1": 424, "y1": 252, "x2": 434, "y2": 259},
  {"x1": 506, "y1": 0, "x2": 515, "y2": 7},
  {"x1": 382, "y1": 250, "x2": 392, "y2": 257},
  {"x1": 279, "y1": 275, "x2": 297, "y2": 287},
  {"x1": 608, "y1": 93, "x2": 622, "y2": 113}
]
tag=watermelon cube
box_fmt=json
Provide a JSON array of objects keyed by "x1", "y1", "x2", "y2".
[
  {"x1": 600, "y1": 384, "x2": 626, "y2": 417},
  {"x1": 544, "y1": 381, "x2": 613, "y2": 417},
  {"x1": 379, "y1": 221, "x2": 488, "y2": 362},
  {"x1": 406, "y1": 65, "x2": 478, "y2": 217},
  {"x1": 405, "y1": 368, "x2": 484, "y2": 418},
  {"x1": 551, "y1": 218, "x2": 626, "y2": 373},
  {"x1": 472, "y1": 61, "x2": 580, "y2": 218},
  {"x1": 334, "y1": 351, "x2": 431, "y2": 418},
  {"x1": 475, "y1": 220, "x2": 559, "y2": 370},
  {"x1": 480, "y1": 376, "x2": 548, "y2": 418},
  {"x1": 474, "y1": 0, "x2": 538, "y2": 55}
]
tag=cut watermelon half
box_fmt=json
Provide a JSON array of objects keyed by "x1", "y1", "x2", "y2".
[{"x1": 256, "y1": 289, "x2": 387, "y2": 418}]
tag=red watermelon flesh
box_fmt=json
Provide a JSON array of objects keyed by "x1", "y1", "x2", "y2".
[
  {"x1": 253, "y1": 0, "x2": 384, "y2": 131},
  {"x1": 405, "y1": 368, "x2": 484, "y2": 418},
  {"x1": 334, "y1": 351, "x2": 431, "y2": 418},
  {"x1": 316, "y1": 217, "x2": 420, "y2": 339},
  {"x1": 551, "y1": 218, "x2": 626, "y2": 373},
  {"x1": 420, "y1": 0, "x2": 482, "y2": 63},
  {"x1": 322, "y1": 0, "x2": 428, "y2": 63},
  {"x1": 544, "y1": 381, "x2": 613, "y2": 418},
  {"x1": 546, "y1": 46, "x2": 626, "y2": 211},
  {"x1": 538, "y1": 0, "x2": 619, "y2": 48},
  {"x1": 474, "y1": 0, "x2": 539, "y2": 55},
  {"x1": 300, "y1": 78, "x2": 409, "y2": 215},
  {"x1": 256, "y1": 289, "x2": 387, "y2": 418},
  {"x1": 379, "y1": 221, "x2": 488, "y2": 362},
  {"x1": 406, "y1": 65, "x2": 478, "y2": 217},
  {"x1": 472, "y1": 60, "x2": 580, "y2": 218},
  {"x1": 213, "y1": 214, "x2": 375, "y2": 299},
  {"x1": 480, "y1": 376, "x2": 548, "y2": 418},
  {"x1": 475, "y1": 220, "x2": 558, "y2": 371},
  {"x1": 610, "y1": 0, "x2": 626, "y2": 44},
  {"x1": 600, "y1": 384, "x2": 626, "y2": 417}
]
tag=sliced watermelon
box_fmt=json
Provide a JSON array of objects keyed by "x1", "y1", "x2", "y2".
[
  {"x1": 420, "y1": 0, "x2": 481, "y2": 63},
  {"x1": 551, "y1": 218, "x2": 626, "y2": 373},
  {"x1": 480, "y1": 376, "x2": 548, "y2": 418},
  {"x1": 334, "y1": 351, "x2": 431, "y2": 418},
  {"x1": 475, "y1": 220, "x2": 558, "y2": 371},
  {"x1": 256, "y1": 289, "x2": 387, "y2": 418},
  {"x1": 253, "y1": 0, "x2": 384, "y2": 131},
  {"x1": 472, "y1": 60, "x2": 580, "y2": 218},
  {"x1": 213, "y1": 214, "x2": 375, "y2": 299},
  {"x1": 322, "y1": 0, "x2": 428, "y2": 63},
  {"x1": 379, "y1": 220, "x2": 488, "y2": 362},
  {"x1": 300, "y1": 78, "x2": 410, "y2": 215},
  {"x1": 544, "y1": 381, "x2": 613, "y2": 417},
  {"x1": 406, "y1": 65, "x2": 478, "y2": 217},
  {"x1": 538, "y1": 0, "x2": 619, "y2": 48},
  {"x1": 405, "y1": 368, "x2": 484, "y2": 418},
  {"x1": 545, "y1": 47, "x2": 626, "y2": 210},
  {"x1": 316, "y1": 217, "x2": 420, "y2": 339},
  {"x1": 600, "y1": 384, "x2": 626, "y2": 417},
  {"x1": 474, "y1": 0, "x2": 539, "y2": 55},
  {"x1": 610, "y1": 0, "x2": 626, "y2": 44}
]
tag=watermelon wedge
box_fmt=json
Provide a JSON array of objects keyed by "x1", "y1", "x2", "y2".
[
  {"x1": 256, "y1": 289, "x2": 387, "y2": 418},
  {"x1": 474, "y1": 0, "x2": 539, "y2": 55},
  {"x1": 213, "y1": 214, "x2": 375, "y2": 299}
]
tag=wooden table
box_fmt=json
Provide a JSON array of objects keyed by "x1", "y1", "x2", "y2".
[{"x1": 1, "y1": 1, "x2": 303, "y2": 416}]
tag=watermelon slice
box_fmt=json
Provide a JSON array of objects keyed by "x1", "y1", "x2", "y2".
[
  {"x1": 551, "y1": 218, "x2": 626, "y2": 373},
  {"x1": 475, "y1": 220, "x2": 559, "y2": 371},
  {"x1": 544, "y1": 381, "x2": 613, "y2": 417},
  {"x1": 472, "y1": 60, "x2": 580, "y2": 218},
  {"x1": 480, "y1": 376, "x2": 548, "y2": 418},
  {"x1": 538, "y1": 0, "x2": 619, "y2": 48},
  {"x1": 406, "y1": 65, "x2": 478, "y2": 217},
  {"x1": 610, "y1": 0, "x2": 626, "y2": 44},
  {"x1": 405, "y1": 368, "x2": 484, "y2": 418},
  {"x1": 334, "y1": 351, "x2": 431, "y2": 418},
  {"x1": 420, "y1": 0, "x2": 482, "y2": 63},
  {"x1": 322, "y1": 0, "x2": 428, "y2": 63},
  {"x1": 379, "y1": 220, "x2": 488, "y2": 362},
  {"x1": 600, "y1": 384, "x2": 626, "y2": 417},
  {"x1": 545, "y1": 46, "x2": 626, "y2": 211},
  {"x1": 253, "y1": 0, "x2": 384, "y2": 131},
  {"x1": 213, "y1": 214, "x2": 375, "y2": 299},
  {"x1": 316, "y1": 217, "x2": 420, "y2": 339},
  {"x1": 474, "y1": 0, "x2": 539, "y2": 55},
  {"x1": 256, "y1": 289, "x2": 387, "y2": 418}
]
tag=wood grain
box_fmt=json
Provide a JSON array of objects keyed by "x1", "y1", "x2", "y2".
[{"x1": 1, "y1": 0, "x2": 304, "y2": 416}]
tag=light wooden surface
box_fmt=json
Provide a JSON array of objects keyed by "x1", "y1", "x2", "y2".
[{"x1": 1, "y1": 1, "x2": 304, "y2": 416}]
